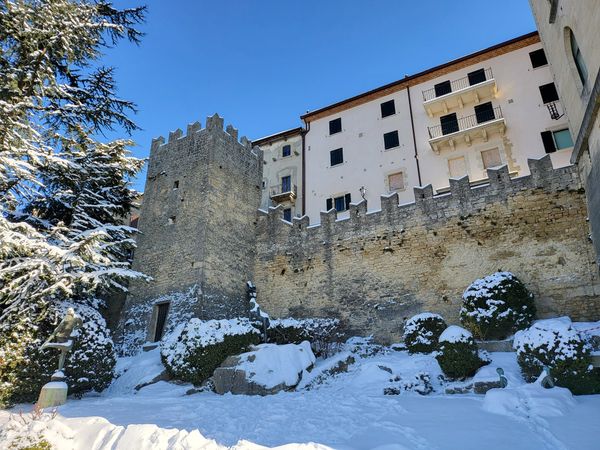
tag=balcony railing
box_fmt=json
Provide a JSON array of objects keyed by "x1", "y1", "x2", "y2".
[
  {"x1": 270, "y1": 183, "x2": 297, "y2": 203},
  {"x1": 428, "y1": 106, "x2": 503, "y2": 140},
  {"x1": 422, "y1": 68, "x2": 494, "y2": 102}
]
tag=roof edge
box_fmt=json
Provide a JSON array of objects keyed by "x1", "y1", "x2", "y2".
[
  {"x1": 301, "y1": 31, "x2": 539, "y2": 121},
  {"x1": 252, "y1": 127, "x2": 304, "y2": 146}
]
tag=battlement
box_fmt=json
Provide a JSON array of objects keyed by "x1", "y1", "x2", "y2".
[
  {"x1": 257, "y1": 155, "x2": 580, "y2": 235},
  {"x1": 149, "y1": 113, "x2": 262, "y2": 159}
]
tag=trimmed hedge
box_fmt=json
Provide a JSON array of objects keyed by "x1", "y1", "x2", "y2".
[
  {"x1": 161, "y1": 318, "x2": 261, "y2": 385},
  {"x1": 267, "y1": 318, "x2": 343, "y2": 357},
  {"x1": 436, "y1": 326, "x2": 488, "y2": 380},
  {"x1": 514, "y1": 318, "x2": 600, "y2": 395},
  {"x1": 460, "y1": 271, "x2": 535, "y2": 340},
  {"x1": 0, "y1": 301, "x2": 116, "y2": 407},
  {"x1": 403, "y1": 313, "x2": 447, "y2": 354}
]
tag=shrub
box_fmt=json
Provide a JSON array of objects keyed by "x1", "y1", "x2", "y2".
[
  {"x1": 403, "y1": 313, "x2": 447, "y2": 354},
  {"x1": 267, "y1": 318, "x2": 343, "y2": 357},
  {"x1": 460, "y1": 271, "x2": 535, "y2": 340},
  {"x1": 0, "y1": 300, "x2": 116, "y2": 407},
  {"x1": 161, "y1": 318, "x2": 261, "y2": 385},
  {"x1": 436, "y1": 325, "x2": 488, "y2": 380},
  {"x1": 514, "y1": 317, "x2": 600, "y2": 395}
]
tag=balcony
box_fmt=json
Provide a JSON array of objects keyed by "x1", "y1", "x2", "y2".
[
  {"x1": 270, "y1": 183, "x2": 297, "y2": 203},
  {"x1": 422, "y1": 68, "x2": 497, "y2": 117},
  {"x1": 427, "y1": 106, "x2": 506, "y2": 153}
]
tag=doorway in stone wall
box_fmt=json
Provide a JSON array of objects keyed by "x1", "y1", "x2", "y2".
[{"x1": 154, "y1": 302, "x2": 170, "y2": 342}]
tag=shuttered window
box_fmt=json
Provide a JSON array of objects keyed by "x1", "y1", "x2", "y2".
[
  {"x1": 434, "y1": 80, "x2": 451, "y2": 97},
  {"x1": 383, "y1": 130, "x2": 400, "y2": 149},
  {"x1": 448, "y1": 157, "x2": 467, "y2": 178},
  {"x1": 380, "y1": 99, "x2": 396, "y2": 118},
  {"x1": 539, "y1": 82, "x2": 559, "y2": 104},
  {"x1": 329, "y1": 118, "x2": 342, "y2": 135},
  {"x1": 388, "y1": 172, "x2": 405, "y2": 191},
  {"x1": 529, "y1": 49, "x2": 548, "y2": 68},
  {"x1": 327, "y1": 193, "x2": 351, "y2": 212},
  {"x1": 481, "y1": 148, "x2": 502, "y2": 169},
  {"x1": 468, "y1": 68, "x2": 486, "y2": 86},
  {"x1": 330, "y1": 148, "x2": 344, "y2": 166}
]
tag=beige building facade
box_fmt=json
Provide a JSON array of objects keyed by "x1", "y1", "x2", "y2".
[
  {"x1": 529, "y1": 0, "x2": 600, "y2": 264},
  {"x1": 301, "y1": 32, "x2": 574, "y2": 224},
  {"x1": 253, "y1": 128, "x2": 304, "y2": 221}
]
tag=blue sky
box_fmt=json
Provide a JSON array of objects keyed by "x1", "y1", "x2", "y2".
[{"x1": 105, "y1": 0, "x2": 536, "y2": 191}]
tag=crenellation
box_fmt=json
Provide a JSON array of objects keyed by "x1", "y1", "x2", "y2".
[
  {"x1": 206, "y1": 112, "x2": 224, "y2": 130},
  {"x1": 225, "y1": 124, "x2": 239, "y2": 141},
  {"x1": 487, "y1": 165, "x2": 511, "y2": 191},
  {"x1": 187, "y1": 121, "x2": 201, "y2": 135},
  {"x1": 168, "y1": 128, "x2": 183, "y2": 142}
]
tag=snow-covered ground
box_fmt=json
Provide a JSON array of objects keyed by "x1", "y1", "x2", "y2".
[{"x1": 2, "y1": 342, "x2": 600, "y2": 450}]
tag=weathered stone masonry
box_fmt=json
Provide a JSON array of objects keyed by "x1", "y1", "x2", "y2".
[
  {"x1": 119, "y1": 115, "x2": 264, "y2": 343},
  {"x1": 254, "y1": 157, "x2": 600, "y2": 343}
]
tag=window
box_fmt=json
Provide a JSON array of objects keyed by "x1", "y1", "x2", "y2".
[
  {"x1": 168, "y1": 216, "x2": 176, "y2": 225},
  {"x1": 440, "y1": 113, "x2": 459, "y2": 135},
  {"x1": 173, "y1": 180, "x2": 179, "y2": 189},
  {"x1": 380, "y1": 99, "x2": 396, "y2": 118},
  {"x1": 262, "y1": 180, "x2": 266, "y2": 189},
  {"x1": 467, "y1": 68, "x2": 486, "y2": 86},
  {"x1": 481, "y1": 148, "x2": 502, "y2": 169},
  {"x1": 388, "y1": 172, "x2": 405, "y2": 192},
  {"x1": 326, "y1": 193, "x2": 351, "y2": 212},
  {"x1": 383, "y1": 130, "x2": 400, "y2": 149},
  {"x1": 474, "y1": 102, "x2": 495, "y2": 124},
  {"x1": 330, "y1": 148, "x2": 344, "y2": 166},
  {"x1": 539, "y1": 82, "x2": 559, "y2": 104},
  {"x1": 283, "y1": 208, "x2": 292, "y2": 222},
  {"x1": 569, "y1": 29, "x2": 588, "y2": 85},
  {"x1": 329, "y1": 118, "x2": 342, "y2": 135},
  {"x1": 448, "y1": 157, "x2": 467, "y2": 178},
  {"x1": 529, "y1": 48, "x2": 548, "y2": 68},
  {"x1": 153, "y1": 303, "x2": 170, "y2": 342},
  {"x1": 434, "y1": 80, "x2": 452, "y2": 97},
  {"x1": 281, "y1": 175, "x2": 291, "y2": 193},
  {"x1": 540, "y1": 129, "x2": 574, "y2": 153},
  {"x1": 282, "y1": 144, "x2": 291, "y2": 157}
]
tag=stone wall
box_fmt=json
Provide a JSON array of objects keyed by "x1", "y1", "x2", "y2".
[
  {"x1": 254, "y1": 156, "x2": 600, "y2": 343},
  {"x1": 118, "y1": 114, "x2": 263, "y2": 345}
]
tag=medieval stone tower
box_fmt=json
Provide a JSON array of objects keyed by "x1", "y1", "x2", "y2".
[{"x1": 119, "y1": 114, "x2": 263, "y2": 348}]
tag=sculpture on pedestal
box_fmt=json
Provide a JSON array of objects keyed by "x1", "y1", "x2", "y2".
[{"x1": 36, "y1": 308, "x2": 83, "y2": 408}]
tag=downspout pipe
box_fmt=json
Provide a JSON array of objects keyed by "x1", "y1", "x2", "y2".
[
  {"x1": 406, "y1": 85, "x2": 423, "y2": 186},
  {"x1": 301, "y1": 120, "x2": 309, "y2": 216}
]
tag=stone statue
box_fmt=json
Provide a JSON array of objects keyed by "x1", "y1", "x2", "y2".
[
  {"x1": 41, "y1": 307, "x2": 83, "y2": 372},
  {"x1": 37, "y1": 308, "x2": 83, "y2": 409}
]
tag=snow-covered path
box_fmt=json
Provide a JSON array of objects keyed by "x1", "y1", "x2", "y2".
[{"x1": 2, "y1": 348, "x2": 599, "y2": 449}]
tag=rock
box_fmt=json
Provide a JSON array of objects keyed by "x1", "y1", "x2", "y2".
[
  {"x1": 213, "y1": 342, "x2": 315, "y2": 395},
  {"x1": 474, "y1": 380, "x2": 503, "y2": 394},
  {"x1": 134, "y1": 370, "x2": 170, "y2": 391},
  {"x1": 445, "y1": 383, "x2": 473, "y2": 395}
]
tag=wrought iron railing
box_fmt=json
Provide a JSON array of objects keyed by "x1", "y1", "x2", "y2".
[
  {"x1": 422, "y1": 68, "x2": 494, "y2": 102},
  {"x1": 270, "y1": 183, "x2": 297, "y2": 198},
  {"x1": 428, "y1": 106, "x2": 503, "y2": 139}
]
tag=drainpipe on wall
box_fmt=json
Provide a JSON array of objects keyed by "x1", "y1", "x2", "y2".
[
  {"x1": 406, "y1": 85, "x2": 423, "y2": 187},
  {"x1": 301, "y1": 120, "x2": 309, "y2": 216}
]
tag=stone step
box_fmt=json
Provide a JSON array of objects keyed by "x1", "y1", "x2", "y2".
[{"x1": 476, "y1": 339, "x2": 514, "y2": 353}]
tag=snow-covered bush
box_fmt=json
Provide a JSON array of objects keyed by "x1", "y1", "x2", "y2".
[
  {"x1": 460, "y1": 272, "x2": 535, "y2": 340},
  {"x1": 267, "y1": 318, "x2": 343, "y2": 357},
  {"x1": 514, "y1": 317, "x2": 600, "y2": 395},
  {"x1": 436, "y1": 326, "x2": 489, "y2": 380},
  {"x1": 403, "y1": 313, "x2": 447, "y2": 354},
  {"x1": 160, "y1": 318, "x2": 261, "y2": 385},
  {"x1": 0, "y1": 301, "x2": 116, "y2": 407}
]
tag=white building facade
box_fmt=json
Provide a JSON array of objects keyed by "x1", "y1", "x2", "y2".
[
  {"x1": 301, "y1": 32, "x2": 575, "y2": 223},
  {"x1": 529, "y1": 0, "x2": 600, "y2": 264}
]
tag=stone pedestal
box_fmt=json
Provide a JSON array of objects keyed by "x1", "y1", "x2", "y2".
[{"x1": 37, "y1": 371, "x2": 68, "y2": 408}]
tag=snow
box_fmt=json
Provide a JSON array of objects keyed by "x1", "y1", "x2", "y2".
[
  {"x1": 2, "y1": 344, "x2": 600, "y2": 449},
  {"x1": 439, "y1": 325, "x2": 472, "y2": 344},
  {"x1": 103, "y1": 348, "x2": 165, "y2": 396},
  {"x1": 235, "y1": 342, "x2": 315, "y2": 389},
  {"x1": 513, "y1": 316, "x2": 585, "y2": 359}
]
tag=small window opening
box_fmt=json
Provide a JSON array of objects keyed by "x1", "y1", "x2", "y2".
[
  {"x1": 529, "y1": 48, "x2": 548, "y2": 68},
  {"x1": 282, "y1": 144, "x2": 291, "y2": 157},
  {"x1": 434, "y1": 80, "x2": 452, "y2": 97},
  {"x1": 173, "y1": 180, "x2": 179, "y2": 189},
  {"x1": 467, "y1": 68, "x2": 486, "y2": 86},
  {"x1": 168, "y1": 216, "x2": 176, "y2": 224},
  {"x1": 380, "y1": 99, "x2": 396, "y2": 118},
  {"x1": 330, "y1": 148, "x2": 344, "y2": 166},
  {"x1": 539, "y1": 82, "x2": 559, "y2": 104},
  {"x1": 283, "y1": 208, "x2": 292, "y2": 222},
  {"x1": 383, "y1": 130, "x2": 400, "y2": 150}
]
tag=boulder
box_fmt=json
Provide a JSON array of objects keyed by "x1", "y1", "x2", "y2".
[{"x1": 213, "y1": 342, "x2": 315, "y2": 395}]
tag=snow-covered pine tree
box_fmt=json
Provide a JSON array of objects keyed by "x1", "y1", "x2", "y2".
[
  {"x1": 0, "y1": 0, "x2": 147, "y2": 319},
  {"x1": 0, "y1": 0, "x2": 147, "y2": 404}
]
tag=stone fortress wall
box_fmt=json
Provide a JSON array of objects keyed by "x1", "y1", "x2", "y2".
[
  {"x1": 118, "y1": 114, "x2": 264, "y2": 343},
  {"x1": 254, "y1": 156, "x2": 600, "y2": 343}
]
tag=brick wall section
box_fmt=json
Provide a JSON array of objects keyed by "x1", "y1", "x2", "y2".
[
  {"x1": 119, "y1": 115, "x2": 263, "y2": 341},
  {"x1": 254, "y1": 156, "x2": 600, "y2": 343}
]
